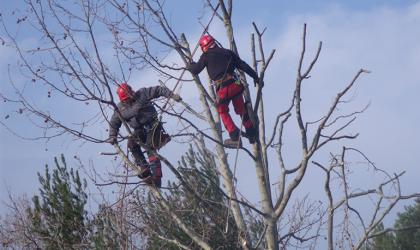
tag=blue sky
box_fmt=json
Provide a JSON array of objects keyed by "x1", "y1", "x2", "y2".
[{"x1": 1, "y1": 0, "x2": 419, "y2": 231}]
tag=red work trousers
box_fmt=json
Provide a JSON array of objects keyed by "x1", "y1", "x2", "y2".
[{"x1": 216, "y1": 82, "x2": 253, "y2": 134}]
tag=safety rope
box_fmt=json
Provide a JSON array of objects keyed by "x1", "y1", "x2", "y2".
[
  {"x1": 224, "y1": 119, "x2": 243, "y2": 234},
  {"x1": 197, "y1": 26, "x2": 254, "y2": 235},
  {"x1": 223, "y1": 72, "x2": 253, "y2": 234},
  {"x1": 152, "y1": 3, "x2": 221, "y2": 152},
  {"x1": 158, "y1": 3, "x2": 221, "y2": 119},
  {"x1": 139, "y1": 3, "x2": 221, "y2": 156}
]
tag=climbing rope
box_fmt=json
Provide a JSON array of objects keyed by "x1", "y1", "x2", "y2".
[
  {"x1": 159, "y1": 3, "x2": 221, "y2": 118},
  {"x1": 224, "y1": 73, "x2": 251, "y2": 233},
  {"x1": 224, "y1": 119, "x2": 243, "y2": 234},
  {"x1": 152, "y1": 3, "x2": 221, "y2": 152},
  {"x1": 133, "y1": 3, "x2": 221, "y2": 162}
]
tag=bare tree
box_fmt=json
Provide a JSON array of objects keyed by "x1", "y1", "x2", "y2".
[
  {"x1": 314, "y1": 147, "x2": 420, "y2": 250},
  {"x1": 1, "y1": 1, "x2": 418, "y2": 249},
  {"x1": 0, "y1": 192, "x2": 41, "y2": 249}
]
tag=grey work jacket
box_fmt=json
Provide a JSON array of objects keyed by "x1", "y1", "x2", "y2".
[{"x1": 108, "y1": 86, "x2": 172, "y2": 137}]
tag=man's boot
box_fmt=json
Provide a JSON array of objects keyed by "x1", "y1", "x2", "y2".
[
  {"x1": 245, "y1": 126, "x2": 257, "y2": 144},
  {"x1": 224, "y1": 129, "x2": 242, "y2": 148},
  {"x1": 136, "y1": 159, "x2": 151, "y2": 179},
  {"x1": 138, "y1": 164, "x2": 151, "y2": 179}
]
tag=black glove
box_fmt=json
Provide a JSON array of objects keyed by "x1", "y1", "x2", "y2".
[
  {"x1": 253, "y1": 77, "x2": 259, "y2": 87},
  {"x1": 184, "y1": 62, "x2": 191, "y2": 72},
  {"x1": 186, "y1": 61, "x2": 194, "y2": 71},
  {"x1": 254, "y1": 77, "x2": 264, "y2": 88},
  {"x1": 106, "y1": 136, "x2": 117, "y2": 145},
  {"x1": 171, "y1": 93, "x2": 182, "y2": 102}
]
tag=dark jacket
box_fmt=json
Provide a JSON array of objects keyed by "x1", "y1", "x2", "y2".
[
  {"x1": 109, "y1": 86, "x2": 172, "y2": 137},
  {"x1": 188, "y1": 46, "x2": 258, "y2": 81}
]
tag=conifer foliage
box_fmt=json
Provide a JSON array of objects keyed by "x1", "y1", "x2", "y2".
[
  {"x1": 129, "y1": 139, "x2": 264, "y2": 249},
  {"x1": 28, "y1": 155, "x2": 88, "y2": 249},
  {"x1": 366, "y1": 199, "x2": 420, "y2": 250}
]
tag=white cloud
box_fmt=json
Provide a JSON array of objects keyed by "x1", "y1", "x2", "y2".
[{"x1": 236, "y1": 2, "x2": 420, "y2": 212}]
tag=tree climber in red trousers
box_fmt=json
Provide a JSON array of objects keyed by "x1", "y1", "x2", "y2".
[
  {"x1": 106, "y1": 83, "x2": 182, "y2": 187},
  {"x1": 187, "y1": 35, "x2": 262, "y2": 148}
]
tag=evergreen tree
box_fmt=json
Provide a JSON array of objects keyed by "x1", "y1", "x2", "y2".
[
  {"x1": 90, "y1": 205, "x2": 121, "y2": 250},
  {"x1": 130, "y1": 139, "x2": 264, "y2": 249},
  {"x1": 368, "y1": 200, "x2": 420, "y2": 250},
  {"x1": 367, "y1": 223, "x2": 396, "y2": 250},
  {"x1": 28, "y1": 155, "x2": 89, "y2": 249},
  {"x1": 394, "y1": 199, "x2": 420, "y2": 250}
]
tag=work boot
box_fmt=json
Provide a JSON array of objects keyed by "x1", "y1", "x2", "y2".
[
  {"x1": 224, "y1": 129, "x2": 242, "y2": 148},
  {"x1": 137, "y1": 164, "x2": 151, "y2": 179},
  {"x1": 245, "y1": 126, "x2": 257, "y2": 144}
]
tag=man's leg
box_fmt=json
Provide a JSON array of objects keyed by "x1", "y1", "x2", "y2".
[
  {"x1": 127, "y1": 137, "x2": 147, "y2": 166},
  {"x1": 217, "y1": 101, "x2": 242, "y2": 147},
  {"x1": 128, "y1": 137, "x2": 150, "y2": 178},
  {"x1": 147, "y1": 153, "x2": 162, "y2": 188},
  {"x1": 232, "y1": 94, "x2": 257, "y2": 144},
  {"x1": 145, "y1": 130, "x2": 163, "y2": 188},
  {"x1": 217, "y1": 101, "x2": 236, "y2": 135},
  {"x1": 216, "y1": 85, "x2": 239, "y2": 135}
]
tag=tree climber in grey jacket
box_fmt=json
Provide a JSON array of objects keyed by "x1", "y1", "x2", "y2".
[{"x1": 106, "y1": 83, "x2": 182, "y2": 187}]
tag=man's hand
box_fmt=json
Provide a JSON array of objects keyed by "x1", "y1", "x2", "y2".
[
  {"x1": 254, "y1": 77, "x2": 264, "y2": 88},
  {"x1": 106, "y1": 136, "x2": 117, "y2": 145},
  {"x1": 253, "y1": 77, "x2": 259, "y2": 87},
  {"x1": 185, "y1": 62, "x2": 191, "y2": 70},
  {"x1": 186, "y1": 61, "x2": 195, "y2": 71},
  {"x1": 171, "y1": 93, "x2": 182, "y2": 102}
]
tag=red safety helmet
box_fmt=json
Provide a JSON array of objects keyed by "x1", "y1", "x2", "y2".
[
  {"x1": 117, "y1": 83, "x2": 133, "y2": 102},
  {"x1": 199, "y1": 35, "x2": 215, "y2": 52}
]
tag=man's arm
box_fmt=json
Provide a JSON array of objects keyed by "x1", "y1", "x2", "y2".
[
  {"x1": 108, "y1": 110, "x2": 122, "y2": 140},
  {"x1": 187, "y1": 54, "x2": 206, "y2": 75},
  {"x1": 141, "y1": 86, "x2": 172, "y2": 100},
  {"x1": 139, "y1": 86, "x2": 181, "y2": 102},
  {"x1": 232, "y1": 52, "x2": 259, "y2": 81}
]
